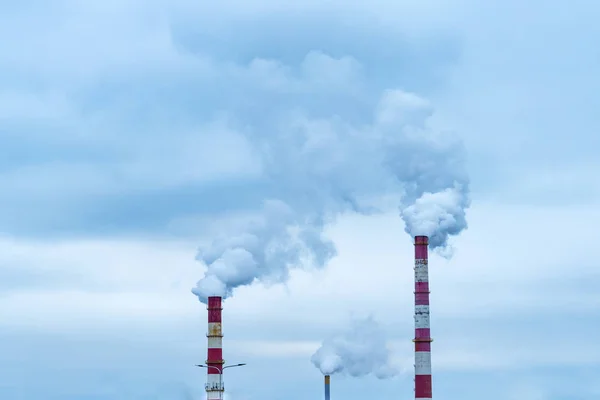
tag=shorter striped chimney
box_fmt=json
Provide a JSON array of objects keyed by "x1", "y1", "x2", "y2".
[
  {"x1": 324, "y1": 375, "x2": 331, "y2": 400},
  {"x1": 206, "y1": 296, "x2": 224, "y2": 400}
]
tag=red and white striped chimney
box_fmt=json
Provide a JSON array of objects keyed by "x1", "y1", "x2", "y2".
[
  {"x1": 206, "y1": 296, "x2": 224, "y2": 400},
  {"x1": 413, "y1": 235, "x2": 432, "y2": 400}
]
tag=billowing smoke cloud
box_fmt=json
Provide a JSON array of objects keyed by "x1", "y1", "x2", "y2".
[
  {"x1": 192, "y1": 88, "x2": 469, "y2": 303},
  {"x1": 376, "y1": 90, "x2": 470, "y2": 250},
  {"x1": 311, "y1": 316, "x2": 398, "y2": 378},
  {"x1": 192, "y1": 199, "x2": 336, "y2": 302}
]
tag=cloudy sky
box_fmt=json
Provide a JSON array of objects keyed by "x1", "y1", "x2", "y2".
[{"x1": 1, "y1": 0, "x2": 599, "y2": 399}]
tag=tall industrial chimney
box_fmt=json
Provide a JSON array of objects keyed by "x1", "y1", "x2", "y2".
[
  {"x1": 413, "y1": 235, "x2": 432, "y2": 400},
  {"x1": 324, "y1": 375, "x2": 330, "y2": 400},
  {"x1": 206, "y1": 296, "x2": 224, "y2": 400}
]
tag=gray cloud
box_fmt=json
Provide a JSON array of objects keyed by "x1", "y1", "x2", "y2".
[{"x1": 0, "y1": 0, "x2": 462, "y2": 238}]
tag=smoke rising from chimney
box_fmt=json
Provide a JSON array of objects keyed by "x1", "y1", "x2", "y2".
[
  {"x1": 192, "y1": 88, "x2": 469, "y2": 303},
  {"x1": 192, "y1": 199, "x2": 336, "y2": 303},
  {"x1": 311, "y1": 316, "x2": 398, "y2": 379}
]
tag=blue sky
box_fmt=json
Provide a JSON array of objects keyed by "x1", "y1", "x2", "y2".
[{"x1": 1, "y1": 0, "x2": 599, "y2": 399}]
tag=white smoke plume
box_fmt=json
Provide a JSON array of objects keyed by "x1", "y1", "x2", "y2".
[
  {"x1": 192, "y1": 199, "x2": 336, "y2": 302},
  {"x1": 311, "y1": 316, "x2": 398, "y2": 378},
  {"x1": 192, "y1": 88, "x2": 469, "y2": 303}
]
